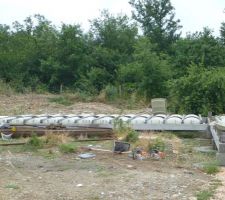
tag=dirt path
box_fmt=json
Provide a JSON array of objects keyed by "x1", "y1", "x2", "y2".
[{"x1": 212, "y1": 167, "x2": 225, "y2": 200}]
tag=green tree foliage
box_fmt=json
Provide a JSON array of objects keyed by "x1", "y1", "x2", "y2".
[
  {"x1": 220, "y1": 22, "x2": 225, "y2": 44},
  {"x1": 172, "y1": 28, "x2": 225, "y2": 76},
  {"x1": 0, "y1": 8, "x2": 225, "y2": 115},
  {"x1": 118, "y1": 37, "x2": 171, "y2": 99},
  {"x1": 130, "y1": 0, "x2": 182, "y2": 51},
  {"x1": 169, "y1": 65, "x2": 225, "y2": 115},
  {"x1": 85, "y1": 10, "x2": 138, "y2": 90}
]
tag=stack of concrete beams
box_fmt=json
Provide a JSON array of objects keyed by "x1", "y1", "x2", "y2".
[{"x1": 0, "y1": 114, "x2": 208, "y2": 131}]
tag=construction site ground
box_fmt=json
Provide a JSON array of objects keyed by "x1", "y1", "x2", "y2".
[{"x1": 0, "y1": 94, "x2": 224, "y2": 200}]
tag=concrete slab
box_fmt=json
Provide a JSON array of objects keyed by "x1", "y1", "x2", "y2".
[
  {"x1": 216, "y1": 152, "x2": 225, "y2": 166},
  {"x1": 194, "y1": 146, "x2": 216, "y2": 153}
]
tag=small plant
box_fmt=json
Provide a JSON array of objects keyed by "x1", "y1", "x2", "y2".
[
  {"x1": 196, "y1": 189, "x2": 214, "y2": 200},
  {"x1": 196, "y1": 179, "x2": 222, "y2": 200},
  {"x1": 27, "y1": 134, "x2": 43, "y2": 147},
  {"x1": 125, "y1": 130, "x2": 139, "y2": 143},
  {"x1": 5, "y1": 184, "x2": 19, "y2": 189},
  {"x1": 113, "y1": 119, "x2": 139, "y2": 143},
  {"x1": 59, "y1": 143, "x2": 77, "y2": 153},
  {"x1": 22, "y1": 134, "x2": 43, "y2": 151},
  {"x1": 203, "y1": 162, "x2": 219, "y2": 174},
  {"x1": 148, "y1": 137, "x2": 166, "y2": 152}
]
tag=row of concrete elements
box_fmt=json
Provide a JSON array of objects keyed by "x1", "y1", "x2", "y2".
[{"x1": 0, "y1": 114, "x2": 204, "y2": 126}]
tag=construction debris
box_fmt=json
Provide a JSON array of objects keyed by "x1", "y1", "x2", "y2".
[
  {"x1": 132, "y1": 147, "x2": 166, "y2": 160},
  {"x1": 78, "y1": 153, "x2": 96, "y2": 159},
  {"x1": 1, "y1": 132, "x2": 12, "y2": 140}
]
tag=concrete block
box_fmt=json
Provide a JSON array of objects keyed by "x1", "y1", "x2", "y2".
[
  {"x1": 220, "y1": 135, "x2": 225, "y2": 143},
  {"x1": 218, "y1": 143, "x2": 225, "y2": 153},
  {"x1": 216, "y1": 152, "x2": 225, "y2": 166}
]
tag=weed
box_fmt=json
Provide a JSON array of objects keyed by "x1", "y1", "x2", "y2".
[
  {"x1": 203, "y1": 162, "x2": 220, "y2": 174},
  {"x1": 104, "y1": 85, "x2": 118, "y2": 102},
  {"x1": 27, "y1": 134, "x2": 43, "y2": 147},
  {"x1": 5, "y1": 184, "x2": 19, "y2": 189},
  {"x1": 125, "y1": 130, "x2": 139, "y2": 143},
  {"x1": 23, "y1": 134, "x2": 43, "y2": 151},
  {"x1": 196, "y1": 189, "x2": 214, "y2": 200},
  {"x1": 148, "y1": 137, "x2": 166, "y2": 152},
  {"x1": 0, "y1": 80, "x2": 14, "y2": 96},
  {"x1": 113, "y1": 119, "x2": 139, "y2": 143},
  {"x1": 59, "y1": 143, "x2": 77, "y2": 153},
  {"x1": 196, "y1": 179, "x2": 222, "y2": 200}
]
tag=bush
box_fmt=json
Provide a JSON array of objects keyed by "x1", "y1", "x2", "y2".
[
  {"x1": 24, "y1": 134, "x2": 43, "y2": 151},
  {"x1": 59, "y1": 143, "x2": 77, "y2": 153},
  {"x1": 0, "y1": 80, "x2": 14, "y2": 95},
  {"x1": 125, "y1": 130, "x2": 139, "y2": 143},
  {"x1": 27, "y1": 134, "x2": 43, "y2": 147},
  {"x1": 168, "y1": 65, "x2": 225, "y2": 115},
  {"x1": 104, "y1": 85, "x2": 118, "y2": 101},
  {"x1": 148, "y1": 137, "x2": 166, "y2": 152}
]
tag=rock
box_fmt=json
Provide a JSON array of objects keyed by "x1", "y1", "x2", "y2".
[
  {"x1": 127, "y1": 165, "x2": 134, "y2": 169},
  {"x1": 76, "y1": 184, "x2": 83, "y2": 187},
  {"x1": 170, "y1": 174, "x2": 175, "y2": 178}
]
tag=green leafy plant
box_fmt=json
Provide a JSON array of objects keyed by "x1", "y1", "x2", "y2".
[
  {"x1": 59, "y1": 143, "x2": 77, "y2": 153},
  {"x1": 125, "y1": 130, "x2": 139, "y2": 143},
  {"x1": 203, "y1": 162, "x2": 219, "y2": 174},
  {"x1": 196, "y1": 189, "x2": 214, "y2": 200},
  {"x1": 27, "y1": 134, "x2": 43, "y2": 147},
  {"x1": 5, "y1": 184, "x2": 19, "y2": 189},
  {"x1": 148, "y1": 137, "x2": 166, "y2": 152}
]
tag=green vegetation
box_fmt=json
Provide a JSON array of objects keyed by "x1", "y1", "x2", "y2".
[
  {"x1": 197, "y1": 189, "x2": 214, "y2": 200},
  {"x1": 59, "y1": 143, "x2": 77, "y2": 153},
  {"x1": 5, "y1": 184, "x2": 19, "y2": 189},
  {"x1": 113, "y1": 119, "x2": 139, "y2": 143},
  {"x1": 203, "y1": 162, "x2": 220, "y2": 174},
  {"x1": 196, "y1": 179, "x2": 222, "y2": 200},
  {"x1": 23, "y1": 134, "x2": 43, "y2": 151},
  {"x1": 27, "y1": 134, "x2": 43, "y2": 147},
  {"x1": 148, "y1": 137, "x2": 166, "y2": 152},
  {"x1": 125, "y1": 130, "x2": 139, "y2": 143},
  {"x1": 0, "y1": 0, "x2": 225, "y2": 114}
]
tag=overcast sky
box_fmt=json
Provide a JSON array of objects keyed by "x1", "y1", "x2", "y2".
[{"x1": 0, "y1": 0, "x2": 224, "y2": 36}]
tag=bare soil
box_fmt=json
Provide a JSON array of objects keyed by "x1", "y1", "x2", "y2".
[
  {"x1": 0, "y1": 94, "x2": 149, "y2": 115},
  {"x1": 0, "y1": 147, "x2": 212, "y2": 200}
]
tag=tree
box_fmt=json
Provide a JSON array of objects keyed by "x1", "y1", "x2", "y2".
[
  {"x1": 169, "y1": 65, "x2": 225, "y2": 115},
  {"x1": 90, "y1": 10, "x2": 138, "y2": 56},
  {"x1": 55, "y1": 24, "x2": 91, "y2": 91},
  {"x1": 172, "y1": 28, "x2": 225, "y2": 76},
  {"x1": 117, "y1": 37, "x2": 172, "y2": 99},
  {"x1": 220, "y1": 22, "x2": 225, "y2": 44},
  {"x1": 129, "y1": 0, "x2": 182, "y2": 52}
]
